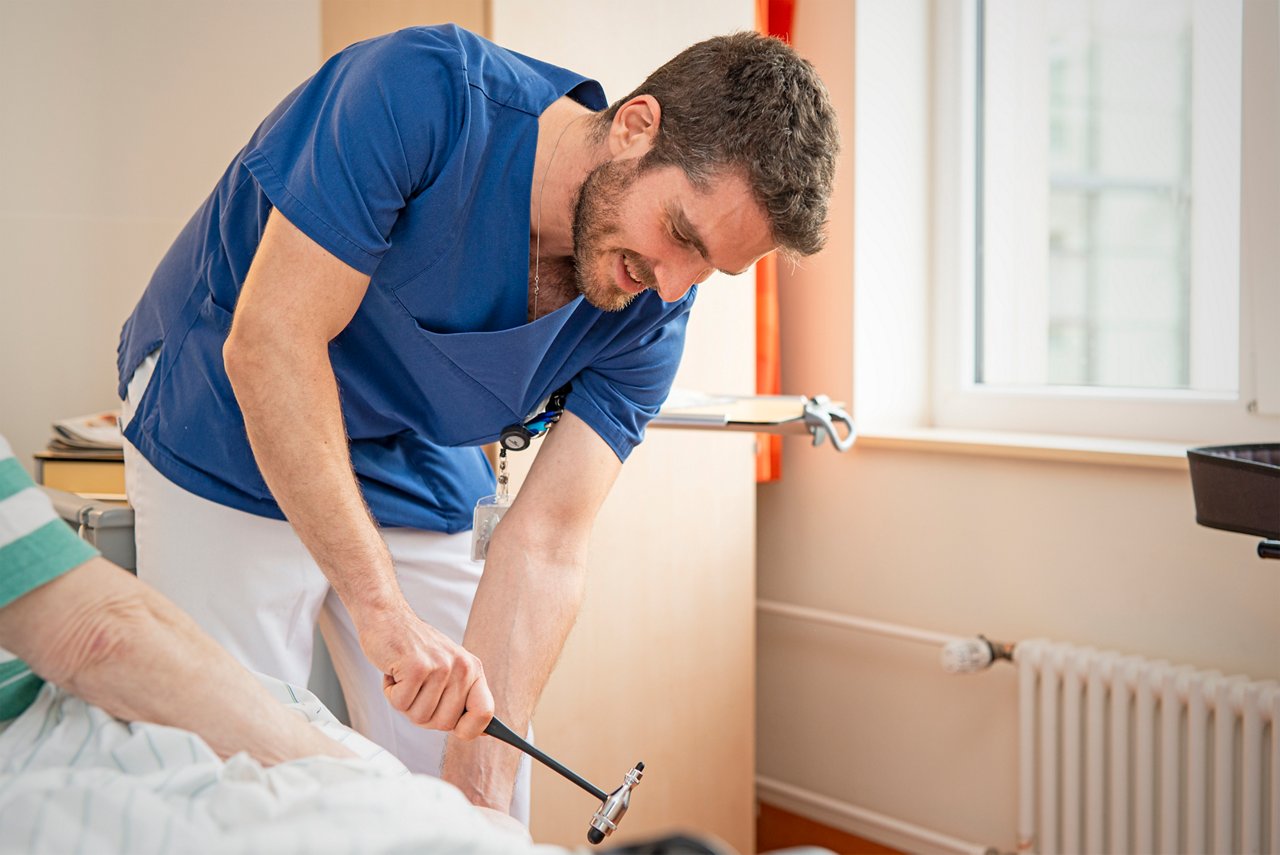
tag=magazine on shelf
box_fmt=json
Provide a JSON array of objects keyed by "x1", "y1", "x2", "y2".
[{"x1": 50, "y1": 411, "x2": 124, "y2": 451}]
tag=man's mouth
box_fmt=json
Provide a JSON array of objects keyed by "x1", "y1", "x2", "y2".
[{"x1": 616, "y1": 252, "x2": 648, "y2": 294}]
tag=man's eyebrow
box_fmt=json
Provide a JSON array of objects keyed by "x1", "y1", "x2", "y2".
[
  {"x1": 667, "y1": 204, "x2": 750, "y2": 276},
  {"x1": 667, "y1": 205, "x2": 710, "y2": 260}
]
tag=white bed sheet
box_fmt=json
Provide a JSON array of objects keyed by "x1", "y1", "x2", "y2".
[{"x1": 0, "y1": 677, "x2": 573, "y2": 854}]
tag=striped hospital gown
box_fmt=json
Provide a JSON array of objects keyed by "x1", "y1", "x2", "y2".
[
  {"x1": 0, "y1": 436, "x2": 98, "y2": 720},
  {"x1": 0, "y1": 677, "x2": 555, "y2": 853}
]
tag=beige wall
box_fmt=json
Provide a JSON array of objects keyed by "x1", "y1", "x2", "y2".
[
  {"x1": 321, "y1": 0, "x2": 487, "y2": 59},
  {"x1": 0, "y1": 0, "x2": 321, "y2": 473},
  {"x1": 757, "y1": 1, "x2": 1280, "y2": 850}
]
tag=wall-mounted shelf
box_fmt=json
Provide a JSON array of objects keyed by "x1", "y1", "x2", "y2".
[{"x1": 652, "y1": 391, "x2": 856, "y2": 452}]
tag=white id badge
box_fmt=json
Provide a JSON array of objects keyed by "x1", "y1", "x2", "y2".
[{"x1": 471, "y1": 493, "x2": 512, "y2": 562}]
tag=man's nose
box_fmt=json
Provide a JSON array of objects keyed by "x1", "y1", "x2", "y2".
[{"x1": 654, "y1": 256, "x2": 713, "y2": 302}]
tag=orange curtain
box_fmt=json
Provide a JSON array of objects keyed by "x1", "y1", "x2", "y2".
[{"x1": 754, "y1": 0, "x2": 793, "y2": 483}]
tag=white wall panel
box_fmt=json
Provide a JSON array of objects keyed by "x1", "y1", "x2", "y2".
[{"x1": 0, "y1": 0, "x2": 320, "y2": 473}]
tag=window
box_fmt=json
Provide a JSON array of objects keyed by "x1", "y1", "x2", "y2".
[{"x1": 931, "y1": 0, "x2": 1279, "y2": 443}]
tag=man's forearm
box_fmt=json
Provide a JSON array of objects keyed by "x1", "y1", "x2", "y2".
[
  {"x1": 438, "y1": 412, "x2": 621, "y2": 810},
  {"x1": 223, "y1": 208, "x2": 404, "y2": 624},
  {"x1": 441, "y1": 518, "x2": 592, "y2": 808},
  {"x1": 223, "y1": 332, "x2": 405, "y2": 622},
  {"x1": 0, "y1": 558, "x2": 352, "y2": 765}
]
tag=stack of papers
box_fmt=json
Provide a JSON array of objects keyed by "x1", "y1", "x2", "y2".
[
  {"x1": 655, "y1": 389, "x2": 812, "y2": 428},
  {"x1": 48, "y1": 411, "x2": 124, "y2": 454}
]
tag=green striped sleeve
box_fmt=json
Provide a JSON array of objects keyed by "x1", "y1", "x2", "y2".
[
  {"x1": 0, "y1": 457, "x2": 29, "y2": 501},
  {"x1": 0, "y1": 519, "x2": 97, "y2": 609},
  {"x1": 0, "y1": 660, "x2": 43, "y2": 719}
]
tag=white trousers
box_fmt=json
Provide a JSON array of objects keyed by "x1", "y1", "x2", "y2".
[{"x1": 120, "y1": 353, "x2": 531, "y2": 821}]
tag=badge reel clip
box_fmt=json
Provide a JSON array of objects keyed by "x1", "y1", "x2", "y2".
[{"x1": 471, "y1": 385, "x2": 572, "y2": 561}]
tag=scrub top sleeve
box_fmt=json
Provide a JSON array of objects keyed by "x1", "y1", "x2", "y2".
[
  {"x1": 241, "y1": 30, "x2": 466, "y2": 276},
  {"x1": 567, "y1": 306, "x2": 693, "y2": 463}
]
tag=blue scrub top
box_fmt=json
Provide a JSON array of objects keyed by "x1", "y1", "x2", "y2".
[{"x1": 118, "y1": 25, "x2": 696, "y2": 533}]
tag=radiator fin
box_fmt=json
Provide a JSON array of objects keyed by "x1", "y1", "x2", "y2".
[{"x1": 1016, "y1": 639, "x2": 1278, "y2": 855}]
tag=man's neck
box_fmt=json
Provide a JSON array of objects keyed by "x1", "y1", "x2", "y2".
[
  {"x1": 531, "y1": 98, "x2": 604, "y2": 259},
  {"x1": 527, "y1": 253, "x2": 577, "y2": 321}
]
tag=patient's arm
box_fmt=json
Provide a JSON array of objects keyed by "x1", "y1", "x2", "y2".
[{"x1": 0, "y1": 555, "x2": 353, "y2": 765}]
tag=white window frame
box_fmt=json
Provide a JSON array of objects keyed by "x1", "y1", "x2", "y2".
[{"x1": 930, "y1": 0, "x2": 1280, "y2": 445}]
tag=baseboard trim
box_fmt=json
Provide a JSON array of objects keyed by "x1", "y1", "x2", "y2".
[{"x1": 756, "y1": 775, "x2": 994, "y2": 855}]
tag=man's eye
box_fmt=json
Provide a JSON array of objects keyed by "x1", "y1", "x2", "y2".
[{"x1": 670, "y1": 226, "x2": 689, "y2": 245}]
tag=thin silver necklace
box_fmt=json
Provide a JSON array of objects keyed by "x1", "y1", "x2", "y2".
[{"x1": 533, "y1": 115, "x2": 581, "y2": 321}]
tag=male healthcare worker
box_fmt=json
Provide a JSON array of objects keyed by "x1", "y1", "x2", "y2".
[{"x1": 117, "y1": 25, "x2": 839, "y2": 819}]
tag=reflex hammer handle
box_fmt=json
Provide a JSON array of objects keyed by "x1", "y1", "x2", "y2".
[{"x1": 484, "y1": 716, "x2": 608, "y2": 801}]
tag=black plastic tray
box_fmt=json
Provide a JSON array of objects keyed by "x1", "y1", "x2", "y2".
[{"x1": 1186, "y1": 444, "x2": 1280, "y2": 540}]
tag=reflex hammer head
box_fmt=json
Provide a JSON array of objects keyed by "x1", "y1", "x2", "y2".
[{"x1": 587, "y1": 761, "x2": 644, "y2": 844}]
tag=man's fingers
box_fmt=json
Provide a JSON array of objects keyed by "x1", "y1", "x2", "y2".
[
  {"x1": 424, "y1": 668, "x2": 472, "y2": 732},
  {"x1": 365, "y1": 614, "x2": 493, "y2": 734},
  {"x1": 403, "y1": 667, "x2": 450, "y2": 725},
  {"x1": 383, "y1": 662, "x2": 432, "y2": 713},
  {"x1": 454, "y1": 669, "x2": 495, "y2": 741},
  {"x1": 386, "y1": 657, "x2": 484, "y2": 732}
]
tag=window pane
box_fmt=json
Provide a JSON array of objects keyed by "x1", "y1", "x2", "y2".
[{"x1": 978, "y1": 0, "x2": 1239, "y2": 393}]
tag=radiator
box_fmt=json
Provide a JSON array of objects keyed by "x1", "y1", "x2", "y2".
[{"x1": 1016, "y1": 639, "x2": 1280, "y2": 855}]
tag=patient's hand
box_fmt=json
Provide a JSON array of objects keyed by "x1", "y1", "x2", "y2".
[{"x1": 474, "y1": 806, "x2": 531, "y2": 842}]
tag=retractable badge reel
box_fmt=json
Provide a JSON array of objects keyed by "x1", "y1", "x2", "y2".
[{"x1": 471, "y1": 384, "x2": 572, "y2": 562}]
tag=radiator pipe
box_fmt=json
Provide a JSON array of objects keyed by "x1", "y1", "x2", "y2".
[{"x1": 757, "y1": 599, "x2": 1016, "y2": 674}]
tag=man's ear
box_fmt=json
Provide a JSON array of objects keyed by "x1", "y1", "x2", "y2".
[{"x1": 607, "y1": 95, "x2": 661, "y2": 161}]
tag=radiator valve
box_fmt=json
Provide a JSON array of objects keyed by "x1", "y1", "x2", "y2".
[{"x1": 941, "y1": 635, "x2": 1015, "y2": 673}]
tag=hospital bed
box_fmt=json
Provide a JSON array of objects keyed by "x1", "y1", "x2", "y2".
[
  {"x1": 20, "y1": 487, "x2": 833, "y2": 854},
  {"x1": 0, "y1": 648, "x2": 824, "y2": 854}
]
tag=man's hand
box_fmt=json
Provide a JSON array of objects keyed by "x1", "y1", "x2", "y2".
[{"x1": 354, "y1": 605, "x2": 495, "y2": 740}]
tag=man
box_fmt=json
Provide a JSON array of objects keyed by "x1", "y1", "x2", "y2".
[{"x1": 117, "y1": 24, "x2": 838, "y2": 821}]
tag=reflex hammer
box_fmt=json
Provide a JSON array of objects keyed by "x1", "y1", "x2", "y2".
[{"x1": 483, "y1": 716, "x2": 644, "y2": 844}]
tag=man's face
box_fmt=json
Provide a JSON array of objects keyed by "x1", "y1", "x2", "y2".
[{"x1": 571, "y1": 158, "x2": 775, "y2": 312}]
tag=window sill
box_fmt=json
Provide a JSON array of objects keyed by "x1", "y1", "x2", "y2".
[{"x1": 855, "y1": 427, "x2": 1192, "y2": 470}]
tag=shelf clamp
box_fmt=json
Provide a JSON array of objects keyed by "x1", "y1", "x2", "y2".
[{"x1": 802, "y1": 395, "x2": 857, "y2": 453}]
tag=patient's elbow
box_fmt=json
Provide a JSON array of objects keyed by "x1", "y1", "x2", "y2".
[{"x1": 42, "y1": 594, "x2": 153, "y2": 703}]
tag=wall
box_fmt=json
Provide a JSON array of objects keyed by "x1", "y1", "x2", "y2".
[
  {"x1": 0, "y1": 0, "x2": 320, "y2": 473},
  {"x1": 756, "y1": 0, "x2": 1280, "y2": 851},
  {"x1": 321, "y1": 0, "x2": 486, "y2": 59}
]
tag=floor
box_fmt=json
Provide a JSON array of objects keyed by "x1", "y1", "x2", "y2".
[{"x1": 756, "y1": 802, "x2": 904, "y2": 855}]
